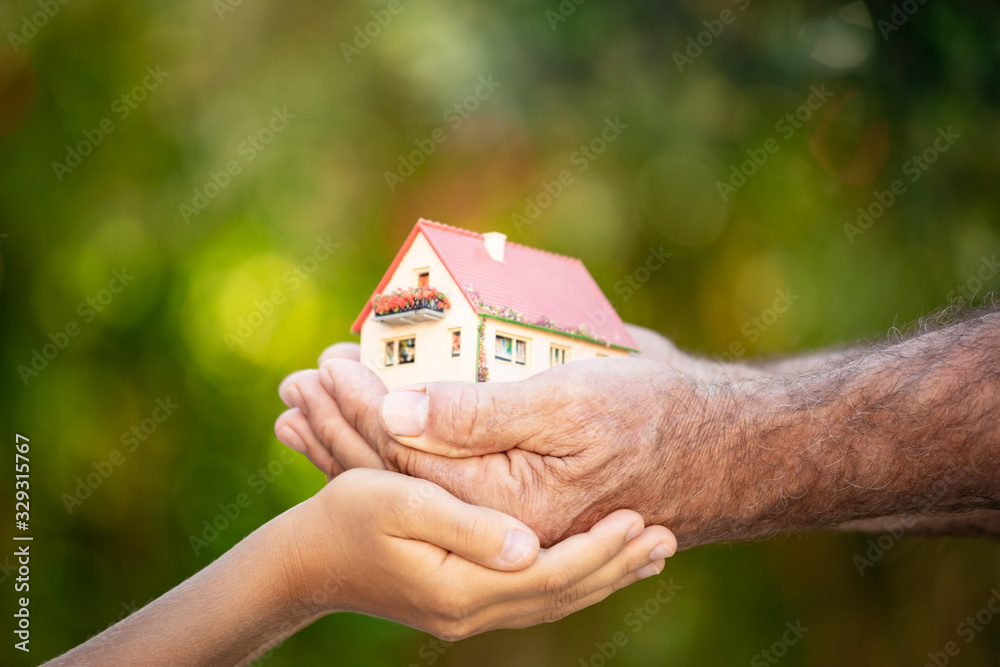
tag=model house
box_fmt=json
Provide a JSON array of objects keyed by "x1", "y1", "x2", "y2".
[{"x1": 351, "y1": 219, "x2": 638, "y2": 390}]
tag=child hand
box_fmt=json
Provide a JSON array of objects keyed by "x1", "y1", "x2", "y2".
[{"x1": 283, "y1": 468, "x2": 676, "y2": 641}]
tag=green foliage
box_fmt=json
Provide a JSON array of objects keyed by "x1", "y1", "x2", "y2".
[{"x1": 2, "y1": 1, "x2": 1000, "y2": 665}]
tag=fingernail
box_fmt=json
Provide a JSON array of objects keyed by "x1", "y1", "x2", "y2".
[
  {"x1": 382, "y1": 391, "x2": 429, "y2": 436},
  {"x1": 637, "y1": 562, "x2": 662, "y2": 580},
  {"x1": 625, "y1": 523, "x2": 643, "y2": 542},
  {"x1": 649, "y1": 543, "x2": 675, "y2": 560},
  {"x1": 499, "y1": 529, "x2": 534, "y2": 566}
]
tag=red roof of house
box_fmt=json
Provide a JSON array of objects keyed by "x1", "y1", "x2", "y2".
[{"x1": 351, "y1": 219, "x2": 637, "y2": 350}]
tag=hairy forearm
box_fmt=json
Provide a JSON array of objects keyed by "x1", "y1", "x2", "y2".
[
  {"x1": 627, "y1": 323, "x2": 858, "y2": 381},
  {"x1": 661, "y1": 309, "x2": 1000, "y2": 547},
  {"x1": 749, "y1": 347, "x2": 860, "y2": 377},
  {"x1": 44, "y1": 509, "x2": 317, "y2": 667}
]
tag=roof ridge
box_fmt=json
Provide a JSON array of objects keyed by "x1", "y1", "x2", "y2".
[
  {"x1": 416, "y1": 218, "x2": 481, "y2": 239},
  {"x1": 416, "y1": 218, "x2": 583, "y2": 264},
  {"x1": 505, "y1": 240, "x2": 583, "y2": 264}
]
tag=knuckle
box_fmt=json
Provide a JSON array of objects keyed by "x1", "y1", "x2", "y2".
[
  {"x1": 541, "y1": 568, "x2": 575, "y2": 596},
  {"x1": 392, "y1": 443, "x2": 417, "y2": 475},
  {"x1": 313, "y1": 413, "x2": 339, "y2": 447},
  {"x1": 613, "y1": 557, "x2": 635, "y2": 584},
  {"x1": 454, "y1": 511, "x2": 491, "y2": 554},
  {"x1": 447, "y1": 384, "x2": 485, "y2": 447},
  {"x1": 397, "y1": 478, "x2": 443, "y2": 521},
  {"x1": 429, "y1": 586, "x2": 478, "y2": 629},
  {"x1": 432, "y1": 619, "x2": 475, "y2": 643},
  {"x1": 546, "y1": 581, "x2": 585, "y2": 612}
]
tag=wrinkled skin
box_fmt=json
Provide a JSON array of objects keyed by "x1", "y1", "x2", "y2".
[{"x1": 276, "y1": 341, "x2": 733, "y2": 547}]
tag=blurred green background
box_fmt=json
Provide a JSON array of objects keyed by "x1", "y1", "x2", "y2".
[{"x1": 3, "y1": 0, "x2": 1000, "y2": 664}]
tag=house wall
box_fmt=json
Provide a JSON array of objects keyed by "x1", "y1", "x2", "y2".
[
  {"x1": 358, "y1": 232, "x2": 479, "y2": 390},
  {"x1": 481, "y1": 318, "x2": 628, "y2": 383}
]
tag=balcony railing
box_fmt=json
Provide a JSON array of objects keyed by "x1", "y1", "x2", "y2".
[{"x1": 372, "y1": 287, "x2": 451, "y2": 326}]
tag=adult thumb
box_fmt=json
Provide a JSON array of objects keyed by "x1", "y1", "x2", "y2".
[{"x1": 378, "y1": 381, "x2": 540, "y2": 457}]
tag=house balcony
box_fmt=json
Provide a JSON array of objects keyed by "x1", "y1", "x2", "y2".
[
  {"x1": 371, "y1": 286, "x2": 452, "y2": 326},
  {"x1": 373, "y1": 303, "x2": 447, "y2": 326}
]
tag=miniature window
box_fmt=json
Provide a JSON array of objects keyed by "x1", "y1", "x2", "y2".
[
  {"x1": 495, "y1": 334, "x2": 528, "y2": 366},
  {"x1": 416, "y1": 270, "x2": 430, "y2": 288},
  {"x1": 450, "y1": 329, "x2": 461, "y2": 357},
  {"x1": 550, "y1": 345, "x2": 569, "y2": 367},
  {"x1": 398, "y1": 337, "x2": 416, "y2": 364},
  {"x1": 384, "y1": 336, "x2": 416, "y2": 366}
]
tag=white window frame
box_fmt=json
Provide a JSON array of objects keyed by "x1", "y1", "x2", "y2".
[
  {"x1": 549, "y1": 344, "x2": 570, "y2": 367},
  {"x1": 495, "y1": 332, "x2": 530, "y2": 367},
  {"x1": 383, "y1": 335, "x2": 417, "y2": 367},
  {"x1": 449, "y1": 328, "x2": 462, "y2": 358},
  {"x1": 414, "y1": 268, "x2": 430, "y2": 287}
]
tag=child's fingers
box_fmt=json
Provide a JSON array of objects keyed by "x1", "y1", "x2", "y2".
[
  {"x1": 505, "y1": 581, "x2": 622, "y2": 630},
  {"x1": 507, "y1": 554, "x2": 669, "y2": 630},
  {"x1": 502, "y1": 510, "x2": 646, "y2": 599},
  {"x1": 563, "y1": 524, "x2": 675, "y2": 596},
  {"x1": 479, "y1": 521, "x2": 674, "y2": 625},
  {"x1": 380, "y1": 475, "x2": 540, "y2": 571},
  {"x1": 503, "y1": 553, "x2": 667, "y2": 630}
]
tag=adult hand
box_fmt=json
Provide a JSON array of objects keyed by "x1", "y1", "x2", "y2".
[
  {"x1": 288, "y1": 468, "x2": 677, "y2": 640},
  {"x1": 277, "y1": 351, "x2": 741, "y2": 548},
  {"x1": 280, "y1": 308, "x2": 1000, "y2": 550},
  {"x1": 273, "y1": 328, "x2": 719, "y2": 480},
  {"x1": 275, "y1": 342, "x2": 375, "y2": 481}
]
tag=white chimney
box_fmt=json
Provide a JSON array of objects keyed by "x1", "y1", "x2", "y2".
[{"x1": 483, "y1": 232, "x2": 506, "y2": 262}]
